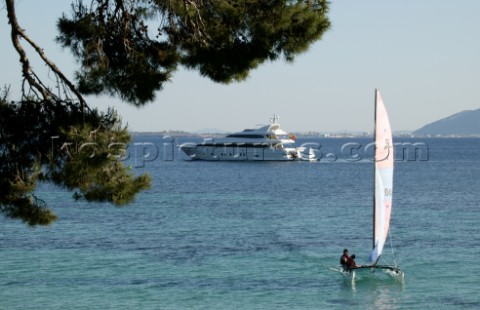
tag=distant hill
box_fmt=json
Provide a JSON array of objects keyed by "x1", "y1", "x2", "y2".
[
  {"x1": 414, "y1": 108, "x2": 480, "y2": 136},
  {"x1": 195, "y1": 128, "x2": 229, "y2": 134}
]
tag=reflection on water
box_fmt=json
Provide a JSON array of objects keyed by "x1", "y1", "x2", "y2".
[{"x1": 340, "y1": 270, "x2": 405, "y2": 309}]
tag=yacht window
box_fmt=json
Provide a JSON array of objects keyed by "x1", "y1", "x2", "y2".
[{"x1": 226, "y1": 134, "x2": 264, "y2": 139}]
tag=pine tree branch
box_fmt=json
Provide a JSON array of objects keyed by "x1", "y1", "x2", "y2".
[
  {"x1": 17, "y1": 17, "x2": 88, "y2": 108},
  {"x1": 6, "y1": 0, "x2": 49, "y2": 100},
  {"x1": 6, "y1": 0, "x2": 89, "y2": 112}
]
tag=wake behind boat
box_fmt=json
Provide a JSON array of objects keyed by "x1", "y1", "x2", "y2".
[{"x1": 180, "y1": 115, "x2": 312, "y2": 161}]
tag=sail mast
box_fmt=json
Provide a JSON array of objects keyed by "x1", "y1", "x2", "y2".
[{"x1": 373, "y1": 89, "x2": 377, "y2": 251}]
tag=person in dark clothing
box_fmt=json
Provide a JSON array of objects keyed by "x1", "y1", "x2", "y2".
[
  {"x1": 347, "y1": 254, "x2": 361, "y2": 271},
  {"x1": 340, "y1": 249, "x2": 349, "y2": 271}
]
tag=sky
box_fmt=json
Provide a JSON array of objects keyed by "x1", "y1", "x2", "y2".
[{"x1": 1, "y1": 1, "x2": 479, "y2": 133}]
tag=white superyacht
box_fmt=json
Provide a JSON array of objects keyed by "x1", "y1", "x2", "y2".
[{"x1": 180, "y1": 115, "x2": 312, "y2": 161}]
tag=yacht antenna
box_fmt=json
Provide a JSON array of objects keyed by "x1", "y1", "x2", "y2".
[{"x1": 270, "y1": 114, "x2": 279, "y2": 124}]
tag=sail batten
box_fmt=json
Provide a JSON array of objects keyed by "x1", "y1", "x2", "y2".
[{"x1": 369, "y1": 90, "x2": 394, "y2": 264}]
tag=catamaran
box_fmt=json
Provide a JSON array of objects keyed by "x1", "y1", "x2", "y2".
[{"x1": 342, "y1": 90, "x2": 404, "y2": 281}]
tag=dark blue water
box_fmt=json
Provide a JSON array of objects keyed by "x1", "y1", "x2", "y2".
[{"x1": 1, "y1": 137, "x2": 479, "y2": 309}]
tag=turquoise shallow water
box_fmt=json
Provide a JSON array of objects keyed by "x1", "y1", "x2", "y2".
[{"x1": 1, "y1": 137, "x2": 479, "y2": 309}]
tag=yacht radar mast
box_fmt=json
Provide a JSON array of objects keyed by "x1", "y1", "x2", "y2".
[{"x1": 270, "y1": 114, "x2": 280, "y2": 124}]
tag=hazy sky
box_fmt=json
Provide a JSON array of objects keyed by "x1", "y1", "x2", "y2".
[{"x1": 1, "y1": 1, "x2": 479, "y2": 132}]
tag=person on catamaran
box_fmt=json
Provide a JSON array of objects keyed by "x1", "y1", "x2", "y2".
[
  {"x1": 340, "y1": 249, "x2": 350, "y2": 271},
  {"x1": 347, "y1": 254, "x2": 361, "y2": 271}
]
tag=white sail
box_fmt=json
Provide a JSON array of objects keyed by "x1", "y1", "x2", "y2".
[{"x1": 369, "y1": 90, "x2": 394, "y2": 264}]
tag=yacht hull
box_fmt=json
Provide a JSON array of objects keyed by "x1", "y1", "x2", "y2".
[{"x1": 180, "y1": 145, "x2": 303, "y2": 161}]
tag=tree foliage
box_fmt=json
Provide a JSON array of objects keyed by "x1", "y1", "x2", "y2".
[
  {"x1": 57, "y1": 0, "x2": 331, "y2": 105},
  {"x1": 1, "y1": 0, "x2": 330, "y2": 226},
  {"x1": 0, "y1": 95, "x2": 151, "y2": 226}
]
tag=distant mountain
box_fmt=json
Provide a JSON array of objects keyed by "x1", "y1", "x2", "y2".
[{"x1": 414, "y1": 109, "x2": 480, "y2": 136}]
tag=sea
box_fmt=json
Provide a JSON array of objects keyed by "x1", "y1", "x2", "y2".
[{"x1": 1, "y1": 136, "x2": 479, "y2": 309}]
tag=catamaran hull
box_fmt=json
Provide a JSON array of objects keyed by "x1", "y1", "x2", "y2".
[
  {"x1": 338, "y1": 266, "x2": 404, "y2": 283},
  {"x1": 335, "y1": 267, "x2": 405, "y2": 284}
]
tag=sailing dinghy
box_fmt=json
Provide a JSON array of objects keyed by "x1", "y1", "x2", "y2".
[{"x1": 342, "y1": 90, "x2": 404, "y2": 281}]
